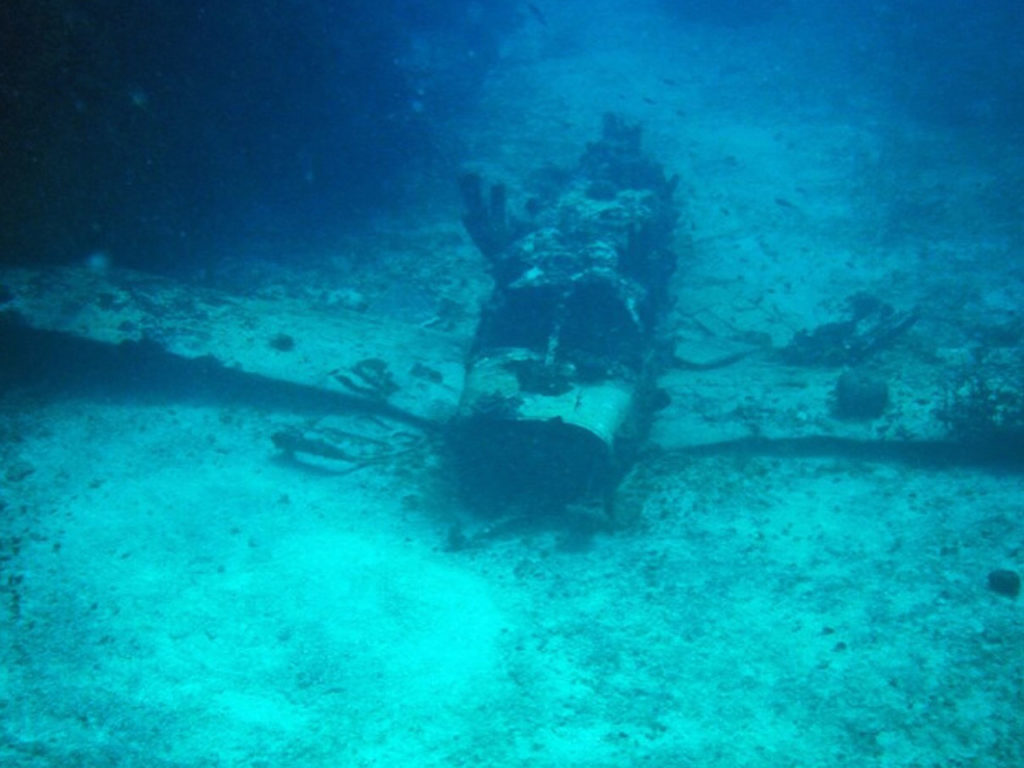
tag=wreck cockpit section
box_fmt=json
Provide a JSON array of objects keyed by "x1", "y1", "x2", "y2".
[{"x1": 451, "y1": 114, "x2": 682, "y2": 513}]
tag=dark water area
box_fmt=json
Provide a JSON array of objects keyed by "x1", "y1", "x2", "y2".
[{"x1": 0, "y1": 0, "x2": 521, "y2": 271}]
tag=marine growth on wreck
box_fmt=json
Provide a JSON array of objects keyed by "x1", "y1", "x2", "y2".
[{"x1": 450, "y1": 114, "x2": 682, "y2": 512}]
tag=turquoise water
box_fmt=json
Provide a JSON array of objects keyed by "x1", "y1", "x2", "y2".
[{"x1": 1, "y1": 2, "x2": 1022, "y2": 765}]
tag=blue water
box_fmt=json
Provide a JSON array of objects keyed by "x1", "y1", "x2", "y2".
[{"x1": 1, "y1": 0, "x2": 1021, "y2": 272}]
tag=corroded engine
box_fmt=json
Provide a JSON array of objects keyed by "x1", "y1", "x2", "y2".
[{"x1": 450, "y1": 114, "x2": 681, "y2": 516}]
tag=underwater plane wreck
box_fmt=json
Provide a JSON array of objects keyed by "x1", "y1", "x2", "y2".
[{"x1": 0, "y1": 115, "x2": 981, "y2": 523}]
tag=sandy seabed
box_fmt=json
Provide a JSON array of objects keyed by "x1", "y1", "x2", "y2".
[{"x1": 1, "y1": 397, "x2": 1021, "y2": 766}]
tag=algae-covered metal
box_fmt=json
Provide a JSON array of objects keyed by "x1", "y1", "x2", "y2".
[{"x1": 451, "y1": 114, "x2": 681, "y2": 511}]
